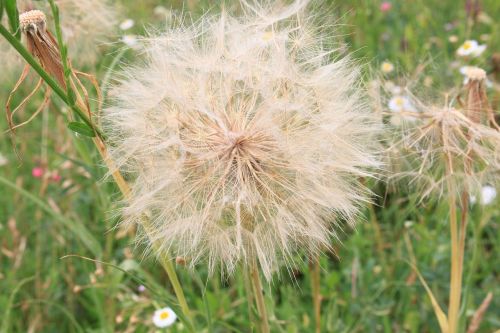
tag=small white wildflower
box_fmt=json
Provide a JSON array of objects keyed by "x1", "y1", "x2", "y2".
[
  {"x1": 388, "y1": 96, "x2": 415, "y2": 113},
  {"x1": 456, "y1": 40, "x2": 486, "y2": 57},
  {"x1": 470, "y1": 185, "x2": 497, "y2": 205},
  {"x1": 448, "y1": 35, "x2": 458, "y2": 43},
  {"x1": 388, "y1": 96, "x2": 417, "y2": 124},
  {"x1": 381, "y1": 61, "x2": 394, "y2": 74},
  {"x1": 119, "y1": 19, "x2": 135, "y2": 31},
  {"x1": 152, "y1": 307, "x2": 177, "y2": 328},
  {"x1": 404, "y1": 221, "x2": 414, "y2": 229},
  {"x1": 0, "y1": 153, "x2": 8, "y2": 166},
  {"x1": 121, "y1": 34, "x2": 138, "y2": 47}
]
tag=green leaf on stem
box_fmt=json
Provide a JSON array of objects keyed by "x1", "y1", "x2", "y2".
[{"x1": 68, "y1": 122, "x2": 96, "y2": 137}]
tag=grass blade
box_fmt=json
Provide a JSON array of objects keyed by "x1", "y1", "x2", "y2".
[{"x1": 0, "y1": 175, "x2": 102, "y2": 257}]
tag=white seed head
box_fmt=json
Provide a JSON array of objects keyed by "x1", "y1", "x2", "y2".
[
  {"x1": 465, "y1": 66, "x2": 486, "y2": 81},
  {"x1": 387, "y1": 103, "x2": 500, "y2": 199},
  {"x1": 19, "y1": 10, "x2": 47, "y2": 33},
  {"x1": 104, "y1": 1, "x2": 380, "y2": 279}
]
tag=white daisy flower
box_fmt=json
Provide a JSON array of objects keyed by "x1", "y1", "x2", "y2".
[
  {"x1": 119, "y1": 19, "x2": 135, "y2": 31},
  {"x1": 470, "y1": 185, "x2": 497, "y2": 205},
  {"x1": 152, "y1": 307, "x2": 177, "y2": 328},
  {"x1": 381, "y1": 61, "x2": 394, "y2": 74},
  {"x1": 388, "y1": 96, "x2": 415, "y2": 113},
  {"x1": 388, "y1": 96, "x2": 417, "y2": 124},
  {"x1": 456, "y1": 40, "x2": 486, "y2": 57}
]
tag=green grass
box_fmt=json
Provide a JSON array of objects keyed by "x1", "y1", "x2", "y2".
[{"x1": 1, "y1": 0, "x2": 499, "y2": 332}]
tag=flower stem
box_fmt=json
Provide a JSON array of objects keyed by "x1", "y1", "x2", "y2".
[
  {"x1": 309, "y1": 255, "x2": 322, "y2": 333},
  {"x1": 445, "y1": 160, "x2": 464, "y2": 333},
  {"x1": 249, "y1": 260, "x2": 270, "y2": 333},
  {"x1": 159, "y1": 255, "x2": 193, "y2": 323},
  {"x1": 447, "y1": 189, "x2": 461, "y2": 333}
]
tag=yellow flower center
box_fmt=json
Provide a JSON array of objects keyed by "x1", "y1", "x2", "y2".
[
  {"x1": 262, "y1": 31, "x2": 273, "y2": 41},
  {"x1": 462, "y1": 41, "x2": 471, "y2": 50},
  {"x1": 160, "y1": 311, "x2": 170, "y2": 320},
  {"x1": 381, "y1": 62, "x2": 393, "y2": 72}
]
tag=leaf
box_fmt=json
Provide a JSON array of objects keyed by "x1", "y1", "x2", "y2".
[
  {"x1": 68, "y1": 121, "x2": 96, "y2": 137},
  {"x1": 4, "y1": 0, "x2": 20, "y2": 40},
  {"x1": 411, "y1": 263, "x2": 449, "y2": 333},
  {"x1": 1, "y1": 277, "x2": 34, "y2": 333},
  {"x1": 0, "y1": 0, "x2": 5, "y2": 21},
  {"x1": 404, "y1": 233, "x2": 448, "y2": 333}
]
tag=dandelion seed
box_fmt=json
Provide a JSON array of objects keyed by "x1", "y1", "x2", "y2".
[
  {"x1": 381, "y1": 61, "x2": 394, "y2": 74},
  {"x1": 104, "y1": 1, "x2": 380, "y2": 279},
  {"x1": 119, "y1": 19, "x2": 135, "y2": 31},
  {"x1": 152, "y1": 307, "x2": 177, "y2": 328},
  {"x1": 456, "y1": 40, "x2": 486, "y2": 57}
]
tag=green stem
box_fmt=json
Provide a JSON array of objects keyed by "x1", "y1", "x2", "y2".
[
  {"x1": 309, "y1": 255, "x2": 321, "y2": 333},
  {"x1": 243, "y1": 267, "x2": 255, "y2": 328},
  {"x1": 249, "y1": 261, "x2": 270, "y2": 333},
  {"x1": 159, "y1": 256, "x2": 192, "y2": 323}
]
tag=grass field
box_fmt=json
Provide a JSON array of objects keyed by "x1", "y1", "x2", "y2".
[{"x1": 0, "y1": 0, "x2": 499, "y2": 332}]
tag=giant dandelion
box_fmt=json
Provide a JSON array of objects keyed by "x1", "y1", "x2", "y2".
[{"x1": 104, "y1": 0, "x2": 380, "y2": 281}]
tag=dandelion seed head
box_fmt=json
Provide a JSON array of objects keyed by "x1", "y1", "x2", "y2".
[
  {"x1": 104, "y1": 0, "x2": 380, "y2": 279},
  {"x1": 386, "y1": 102, "x2": 500, "y2": 199},
  {"x1": 19, "y1": 10, "x2": 47, "y2": 33},
  {"x1": 460, "y1": 66, "x2": 486, "y2": 81}
]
